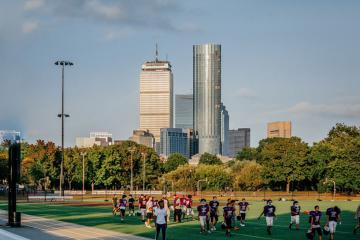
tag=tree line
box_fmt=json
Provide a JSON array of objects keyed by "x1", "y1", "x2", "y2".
[{"x1": 0, "y1": 123, "x2": 359, "y2": 193}]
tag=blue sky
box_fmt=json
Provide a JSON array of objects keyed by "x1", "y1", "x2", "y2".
[{"x1": 1, "y1": 0, "x2": 359, "y2": 147}]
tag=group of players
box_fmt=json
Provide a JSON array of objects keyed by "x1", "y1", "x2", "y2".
[{"x1": 112, "y1": 194, "x2": 360, "y2": 239}]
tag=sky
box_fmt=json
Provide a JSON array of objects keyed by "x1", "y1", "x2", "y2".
[{"x1": 0, "y1": 0, "x2": 359, "y2": 147}]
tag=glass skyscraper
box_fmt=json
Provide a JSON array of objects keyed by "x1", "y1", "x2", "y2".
[
  {"x1": 193, "y1": 44, "x2": 221, "y2": 154},
  {"x1": 175, "y1": 94, "x2": 193, "y2": 129},
  {"x1": 221, "y1": 103, "x2": 229, "y2": 156},
  {"x1": 160, "y1": 128, "x2": 188, "y2": 158}
]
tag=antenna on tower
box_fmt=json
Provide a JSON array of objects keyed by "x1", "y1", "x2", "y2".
[
  {"x1": 166, "y1": 53, "x2": 168, "y2": 61},
  {"x1": 155, "y1": 43, "x2": 158, "y2": 62}
]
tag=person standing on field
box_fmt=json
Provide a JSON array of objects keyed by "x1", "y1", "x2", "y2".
[
  {"x1": 289, "y1": 201, "x2": 301, "y2": 230},
  {"x1": 154, "y1": 200, "x2": 167, "y2": 240},
  {"x1": 258, "y1": 199, "x2": 276, "y2": 235}
]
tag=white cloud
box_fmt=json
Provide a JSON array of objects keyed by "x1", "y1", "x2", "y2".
[
  {"x1": 86, "y1": 0, "x2": 124, "y2": 20},
  {"x1": 22, "y1": 21, "x2": 39, "y2": 34},
  {"x1": 235, "y1": 88, "x2": 257, "y2": 98},
  {"x1": 24, "y1": 0, "x2": 44, "y2": 11},
  {"x1": 288, "y1": 101, "x2": 360, "y2": 118}
]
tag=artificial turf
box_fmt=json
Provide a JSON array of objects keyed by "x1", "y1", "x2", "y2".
[{"x1": 0, "y1": 200, "x2": 359, "y2": 239}]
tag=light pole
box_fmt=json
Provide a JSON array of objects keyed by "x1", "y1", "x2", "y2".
[
  {"x1": 128, "y1": 147, "x2": 136, "y2": 192},
  {"x1": 141, "y1": 152, "x2": 147, "y2": 191},
  {"x1": 80, "y1": 152, "x2": 86, "y2": 198},
  {"x1": 55, "y1": 60, "x2": 73, "y2": 197},
  {"x1": 323, "y1": 178, "x2": 336, "y2": 201},
  {"x1": 197, "y1": 178, "x2": 208, "y2": 198}
]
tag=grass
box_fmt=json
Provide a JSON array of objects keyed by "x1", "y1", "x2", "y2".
[{"x1": 0, "y1": 200, "x2": 359, "y2": 239}]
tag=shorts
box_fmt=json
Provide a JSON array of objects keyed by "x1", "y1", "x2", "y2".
[
  {"x1": 225, "y1": 218, "x2": 232, "y2": 229},
  {"x1": 129, "y1": 205, "x2": 135, "y2": 210},
  {"x1": 328, "y1": 221, "x2": 337, "y2": 234},
  {"x1": 266, "y1": 216, "x2": 274, "y2": 226},
  {"x1": 199, "y1": 216, "x2": 207, "y2": 227},
  {"x1": 311, "y1": 226, "x2": 322, "y2": 236},
  {"x1": 291, "y1": 215, "x2": 300, "y2": 224},
  {"x1": 210, "y1": 212, "x2": 218, "y2": 222},
  {"x1": 140, "y1": 208, "x2": 146, "y2": 216},
  {"x1": 240, "y1": 212, "x2": 246, "y2": 221},
  {"x1": 186, "y1": 207, "x2": 193, "y2": 216},
  {"x1": 146, "y1": 212, "x2": 153, "y2": 219},
  {"x1": 120, "y1": 209, "x2": 125, "y2": 215}
]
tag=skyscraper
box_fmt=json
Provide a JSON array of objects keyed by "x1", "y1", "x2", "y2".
[
  {"x1": 267, "y1": 121, "x2": 292, "y2": 138},
  {"x1": 160, "y1": 128, "x2": 188, "y2": 158},
  {"x1": 175, "y1": 94, "x2": 193, "y2": 129},
  {"x1": 193, "y1": 44, "x2": 222, "y2": 154},
  {"x1": 0, "y1": 130, "x2": 20, "y2": 144},
  {"x1": 139, "y1": 51, "x2": 173, "y2": 145},
  {"x1": 228, "y1": 128, "x2": 250, "y2": 157},
  {"x1": 220, "y1": 103, "x2": 229, "y2": 156}
]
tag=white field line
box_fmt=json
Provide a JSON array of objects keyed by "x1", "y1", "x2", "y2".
[{"x1": 0, "y1": 229, "x2": 31, "y2": 240}]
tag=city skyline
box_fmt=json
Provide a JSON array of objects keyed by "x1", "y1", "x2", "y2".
[{"x1": 1, "y1": 1, "x2": 359, "y2": 147}]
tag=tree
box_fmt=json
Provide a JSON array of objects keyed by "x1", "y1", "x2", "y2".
[
  {"x1": 199, "y1": 152, "x2": 222, "y2": 165},
  {"x1": 236, "y1": 147, "x2": 258, "y2": 161},
  {"x1": 259, "y1": 137, "x2": 309, "y2": 192},
  {"x1": 164, "y1": 153, "x2": 188, "y2": 172},
  {"x1": 231, "y1": 160, "x2": 263, "y2": 191},
  {"x1": 0, "y1": 150, "x2": 8, "y2": 182}
]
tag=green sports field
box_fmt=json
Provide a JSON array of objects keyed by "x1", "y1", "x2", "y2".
[{"x1": 0, "y1": 200, "x2": 359, "y2": 240}]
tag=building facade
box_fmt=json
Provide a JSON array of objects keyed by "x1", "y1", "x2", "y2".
[
  {"x1": 129, "y1": 129, "x2": 155, "y2": 148},
  {"x1": 0, "y1": 130, "x2": 20, "y2": 144},
  {"x1": 75, "y1": 132, "x2": 112, "y2": 148},
  {"x1": 193, "y1": 44, "x2": 222, "y2": 155},
  {"x1": 175, "y1": 94, "x2": 193, "y2": 129},
  {"x1": 140, "y1": 59, "x2": 173, "y2": 145},
  {"x1": 228, "y1": 128, "x2": 250, "y2": 157},
  {"x1": 220, "y1": 103, "x2": 229, "y2": 156},
  {"x1": 160, "y1": 128, "x2": 188, "y2": 158},
  {"x1": 267, "y1": 121, "x2": 292, "y2": 138}
]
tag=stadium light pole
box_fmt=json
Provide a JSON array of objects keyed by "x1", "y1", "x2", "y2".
[
  {"x1": 128, "y1": 147, "x2": 136, "y2": 192},
  {"x1": 80, "y1": 152, "x2": 86, "y2": 199},
  {"x1": 141, "y1": 152, "x2": 147, "y2": 191},
  {"x1": 323, "y1": 178, "x2": 336, "y2": 201},
  {"x1": 55, "y1": 60, "x2": 73, "y2": 197}
]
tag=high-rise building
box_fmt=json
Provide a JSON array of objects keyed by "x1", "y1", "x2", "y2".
[
  {"x1": 228, "y1": 128, "x2": 250, "y2": 157},
  {"x1": 175, "y1": 94, "x2": 193, "y2": 129},
  {"x1": 75, "y1": 132, "x2": 112, "y2": 148},
  {"x1": 0, "y1": 130, "x2": 20, "y2": 144},
  {"x1": 160, "y1": 128, "x2": 188, "y2": 158},
  {"x1": 193, "y1": 44, "x2": 222, "y2": 155},
  {"x1": 129, "y1": 129, "x2": 155, "y2": 148},
  {"x1": 220, "y1": 103, "x2": 229, "y2": 156},
  {"x1": 267, "y1": 121, "x2": 292, "y2": 138},
  {"x1": 184, "y1": 128, "x2": 198, "y2": 158},
  {"x1": 140, "y1": 52, "x2": 173, "y2": 145}
]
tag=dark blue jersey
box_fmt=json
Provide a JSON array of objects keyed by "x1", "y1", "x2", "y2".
[
  {"x1": 310, "y1": 211, "x2": 322, "y2": 226},
  {"x1": 239, "y1": 202, "x2": 249, "y2": 212},
  {"x1": 223, "y1": 206, "x2": 235, "y2": 219},
  {"x1": 263, "y1": 205, "x2": 276, "y2": 217},
  {"x1": 209, "y1": 200, "x2": 219, "y2": 213},
  {"x1": 291, "y1": 205, "x2": 301, "y2": 216},
  {"x1": 197, "y1": 204, "x2": 210, "y2": 216},
  {"x1": 326, "y1": 208, "x2": 341, "y2": 222}
]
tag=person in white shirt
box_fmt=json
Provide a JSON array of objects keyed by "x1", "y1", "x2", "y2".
[
  {"x1": 145, "y1": 196, "x2": 154, "y2": 228},
  {"x1": 162, "y1": 195, "x2": 170, "y2": 222},
  {"x1": 154, "y1": 200, "x2": 167, "y2": 240}
]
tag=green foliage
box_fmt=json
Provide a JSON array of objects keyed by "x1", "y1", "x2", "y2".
[
  {"x1": 162, "y1": 164, "x2": 231, "y2": 191},
  {"x1": 231, "y1": 160, "x2": 263, "y2": 191},
  {"x1": 236, "y1": 147, "x2": 258, "y2": 160},
  {"x1": 0, "y1": 150, "x2": 8, "y2": 182},
  {"x1": 259, "y1": 137, "x2": 309, "y2": 192},
  {"x1": 163, "y1": 153, "x2": 188, "y2": 172},
  {"x1": 199, "y1": 152, "x2": 222, "y2": 165}
]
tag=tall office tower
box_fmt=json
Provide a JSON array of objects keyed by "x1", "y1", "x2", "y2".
[
  {"x1": 184, "y1": 128, "x2": 199, "y2": 158},
  {"x1": 228, "y1": 128, "x2": 251, "y2": 157},
  {"x1": 160, "y1": 128, "x2": 188, "y2": 158},
  {"x1": 267, "y1": 121, "x2": 292, "y2": 138},
  {"x1": 0, "y1": 130, "x2": 20, "y2": 144},
  {"x1": 129, "y1": 129, "x2": 155, "y2": 148},
  {"x1": 175, "y1": 94, "x2": 193, "y2": 129},
  {"x1": 220, "y1": 103, "x2": 229, "y2": 156},
  {"x1": 140, "y1": 50, "x2": 173, "y2": 145},
  {"x1": 193, "y1": 44, "x2": 222, "y2": 154}
]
